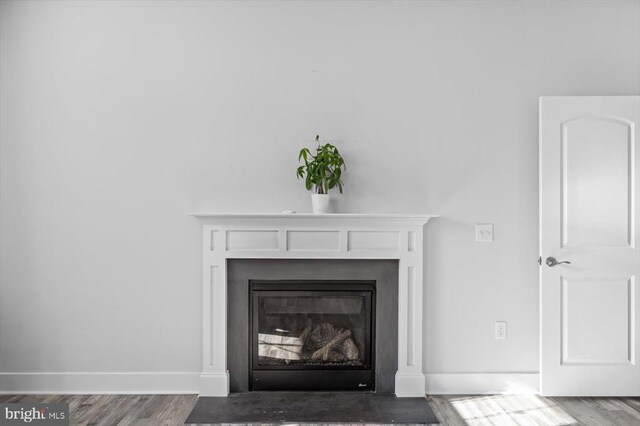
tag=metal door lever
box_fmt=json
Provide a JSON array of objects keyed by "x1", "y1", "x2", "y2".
[{"x1": 546, "y1": 256, "x2": 571, "y2": 267}]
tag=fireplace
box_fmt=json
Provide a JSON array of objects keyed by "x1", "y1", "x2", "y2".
[
  {"x1": 191, "y1": 213, "x2": 437, "y2": 397},
  {"x1": 249, "y1": 280, "x2": 375, "y2": 391}
]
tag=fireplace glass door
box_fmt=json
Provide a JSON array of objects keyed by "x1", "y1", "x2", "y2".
[{"x1": 250, "y1": 281, "x2": 375, "y2": 391}]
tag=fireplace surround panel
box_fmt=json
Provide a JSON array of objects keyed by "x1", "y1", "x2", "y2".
[{"x1": 227, "y1": 259, "x2": 398, "y2": 393}]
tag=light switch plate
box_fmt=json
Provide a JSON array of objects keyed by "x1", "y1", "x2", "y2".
[{"x1": 476, "y1": 223, "x2": 494, "y2": 242}]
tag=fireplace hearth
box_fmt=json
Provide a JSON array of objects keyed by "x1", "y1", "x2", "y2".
[{"x1": 249, "y1": 280, "x2": 375, "y2": 391}]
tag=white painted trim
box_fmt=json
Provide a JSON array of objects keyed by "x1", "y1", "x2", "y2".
[
  {"x1": 193, "y1": 213, "x2": 438, "y2": 397},
  {"x1": 189, "y1": 213, "x2": 439, "y2": 222},
  {"x1": 199, "y1": 372, "x2": 229, "y2": 396},
  {"x1": 1, "y1": 372, "x2": 541, "y2": 395},
  {"x1": 0, "y1": 372, "x2": 199, "y2": 394},
  {"x1": 395, "y1": 372, "x2": 427, "y2": 397},
  {"x1": 425, "y1": 373, "x2": 540, "y2": 395}
]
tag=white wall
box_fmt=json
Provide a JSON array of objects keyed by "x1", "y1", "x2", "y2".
[{"x1": 1, "y1": 0, "x2": 639, "y2": 393}]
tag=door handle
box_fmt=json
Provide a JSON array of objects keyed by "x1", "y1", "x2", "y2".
[{"x1": 546, "y1": 256, "x2": 571, "y2": 267}]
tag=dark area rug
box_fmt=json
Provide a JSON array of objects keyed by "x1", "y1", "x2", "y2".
[{"x1": 185, "y1": 392, "x2": 439, "y2": 424}]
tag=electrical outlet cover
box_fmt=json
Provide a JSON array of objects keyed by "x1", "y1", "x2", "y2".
[{"x1": 495, "y1": 321, "x2": 507, "y2": 339}]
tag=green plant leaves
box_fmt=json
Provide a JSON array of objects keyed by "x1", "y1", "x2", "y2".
[
  {"x1": 298, "y1": 148, "x2": 310, "y2": 163},
  {"x1": 296, "y1": 136, "x2": 346, "y2": 194}
]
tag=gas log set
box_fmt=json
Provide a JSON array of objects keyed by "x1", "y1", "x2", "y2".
[{"x1": 258, "y1": 322, "x2": 361, "y2": 366}]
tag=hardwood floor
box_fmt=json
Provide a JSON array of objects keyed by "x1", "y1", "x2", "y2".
[
  {"x1": 0, "y1": 394, "x2": 198, "y2": 426},
  {"x1": 427, "y1": 395, "x2": 640, "y2": 426},
  {"x1": 1, "y1": 393, "x2": 639, "y2": 425}
]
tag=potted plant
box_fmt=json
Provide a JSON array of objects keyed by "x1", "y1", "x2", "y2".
[{"x1": 297, "y1": 135, "x2": 346, "y2": 214}]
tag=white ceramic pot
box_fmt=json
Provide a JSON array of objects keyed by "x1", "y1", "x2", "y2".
[{"x1": 311, "y1": 194, "x2": 330, "y2": 214}]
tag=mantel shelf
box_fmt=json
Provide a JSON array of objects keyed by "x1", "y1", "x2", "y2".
[{"x1": 189, "y1": 212, "x2": 439, "y2": 222}]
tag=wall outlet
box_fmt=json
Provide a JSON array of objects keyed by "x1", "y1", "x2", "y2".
[
  {"x1": 476, "y1": 223, "x2": 494, "y2": 242},
  {"x1": 495, "y1": 321, "x2": 507, "y2": 339}
]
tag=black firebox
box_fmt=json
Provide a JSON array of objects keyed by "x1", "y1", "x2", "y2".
[{"x1": 249, "y1": 280, "x2": 376, "y2": 391}]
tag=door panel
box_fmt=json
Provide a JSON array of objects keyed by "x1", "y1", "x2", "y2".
[
  {"x1": 540, "y1": 96, "x2": 640, "y2": 396},
  {"x1": 561, "y1": 277, "x2": 632, "y2": 364},
  {"x1": 562, "y1": 116, "x2": 634, "y2": 248}
]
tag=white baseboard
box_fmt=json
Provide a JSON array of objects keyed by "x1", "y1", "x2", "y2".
[
  {"x1": 0, "y1": 372, "x2": 200, "y2": 394},
  {"x1": 1, "y1": 371, "x2": 539, "y2": 395},
  {"x1": 425, "y1": 373, "x2": 540, "y2": 395}
]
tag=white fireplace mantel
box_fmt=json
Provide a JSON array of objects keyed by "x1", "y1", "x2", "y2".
[{"x1": 190, "y1": 212, "x2": 438, "y2": 397}]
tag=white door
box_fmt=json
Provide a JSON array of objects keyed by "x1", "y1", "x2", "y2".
[{"x1": 540, "y1": 96, "x2": 640, "y2": 396}]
